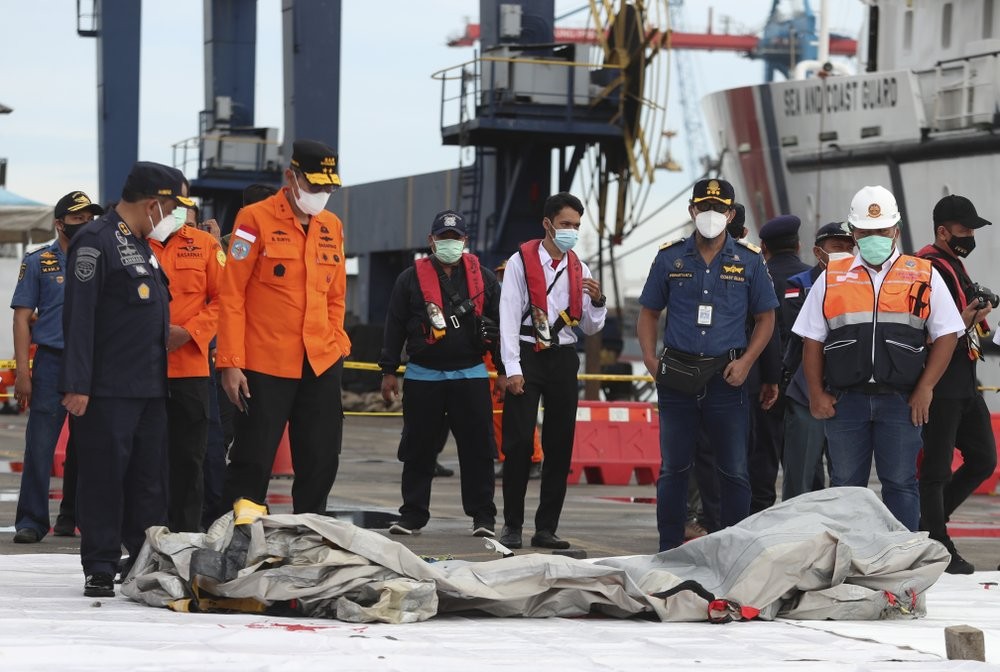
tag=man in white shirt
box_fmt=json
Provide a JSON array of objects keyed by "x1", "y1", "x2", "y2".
[
  {"x1": 497, "y1": 192, "x2": 607, "y2": 550},
  {"x1": 792, "y1": 186, "x2": 964, "y2": 530}
]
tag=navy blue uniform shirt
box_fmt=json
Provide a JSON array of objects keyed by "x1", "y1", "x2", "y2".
[
  {"x1": 60, "y1": 209, "x2": 170, "y2": 398},
  {"x1": 11, "y1": 240, "x2": 67, "y2": 349},
  {"x1": 639, "y1": 234, "x2": 778, "y2": 356}
]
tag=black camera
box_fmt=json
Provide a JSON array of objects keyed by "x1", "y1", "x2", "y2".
[{"x1": 971, "y1": 283, "x2": 1000, "y2": 309}]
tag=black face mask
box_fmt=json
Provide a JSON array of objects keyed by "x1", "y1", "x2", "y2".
[
  {"x1": 61, "y1": 223, "x2": 85, "y2": 240},
  {"x1": 947, "y1": 234, "x2": 976, "y2": 258}
]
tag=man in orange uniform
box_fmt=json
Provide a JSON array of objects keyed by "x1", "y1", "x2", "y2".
[
  {"x1": 149, "y1": 205, "x2": 224, "y2": 531},
  {"x1": 216, "y1": 139, "x2": 350, "y2": 514}
]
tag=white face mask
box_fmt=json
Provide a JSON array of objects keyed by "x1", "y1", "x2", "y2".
[
  {"x1": 694, "y1": 210, "x2": 728, "y2": 239},
  {"x1": 292, "y1": 178, "x2": 331, "y2": 216},
  {"x1": 825, "y1": 251, "x2": 854, "y2": 264},
  {"x1": 148, "y1": 202, "x2": 177, "y2": 242}
]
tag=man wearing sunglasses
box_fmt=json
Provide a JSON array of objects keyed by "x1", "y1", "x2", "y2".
[{"x1": 637, "y1": 178, "x2": 778, "y2": 551}]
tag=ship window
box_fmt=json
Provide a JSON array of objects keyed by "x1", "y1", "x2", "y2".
[
  {"x1": 861, "y1": 126, "x2": 882, "y2": 138},
  {"x1": 819, "y1": 131, "x2": 838, "y2": 142},
  {"x1": 904, "y1": 10, "x2": 913, "y2": 50},
  {"x1": 943, "y1": 3, "x2": 953, "y2": 49},
  {"x1": 985, "y1": 0, "x2": 995, "y2": 39}
]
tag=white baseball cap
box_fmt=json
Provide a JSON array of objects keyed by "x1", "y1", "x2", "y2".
[{"x1": 847, "y1": 185, "x2": 901, "y2": 230}]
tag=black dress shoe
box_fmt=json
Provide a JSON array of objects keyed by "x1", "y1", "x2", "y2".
[
  {"x1": 946, "y1": 552, "x2": 975, "y2": 575},
  {"x1": 433, "y1": 461, "x2": 454, "y2": 478},
  {"x1": 498, "y1": 525, "x2": 522, "y2": 549},
  {"x1": 13, "y1": 528, "x2": 42, "y2": 544},
  {"x1": 84, "y1": 572, "x2": 115, "y2": 598},
  {"x1": 53, "y1": 517, "x2": 77, "y2": 537},
  {"x1": 531, "y1": 530, "x2": 570, "y2": 549}
]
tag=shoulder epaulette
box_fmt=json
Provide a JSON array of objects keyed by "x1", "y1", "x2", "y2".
[
  {"x1": 658, "y1": 237, "x2": 685, "y2": 251},
  {"x1": 24, "y1": 243, "x2": 50, "y2": 256},
  {"x1": 736, "y1": 239, "x2": 762, "y2": 254}
]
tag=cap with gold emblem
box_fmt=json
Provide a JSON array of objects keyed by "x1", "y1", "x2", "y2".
[
  {"x1": 54, "y1": 191, "x2": 105, "y2": 220},
  {"x1": 847, "y1": 185, "x2": 901, "y2": 230},
  {"x1": 690, "y1": 178, "x2": 735, "y2": 206},
  {"x1": 290, "y1": 139, "x2": 342, "y2": 187}
]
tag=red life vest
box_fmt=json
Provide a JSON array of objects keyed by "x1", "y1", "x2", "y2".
[
  {"x1": 518, "y1": 239, "x2": 583, "y2": 350},
  {"x1": 916, "y1": 243, "x2": 988, "y2": 359},
  {"x1": 414, "y1": 254, "x2": 485, "y2": 343}
]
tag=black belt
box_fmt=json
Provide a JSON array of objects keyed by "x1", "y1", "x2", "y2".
[
  {"x1": 846, "y1": 382, "x2": 898, "y2": 395},
  {"x1": 36, "y1": 344, "x2": 64, "y2": 356},
  {"x1": 519, "y1": 339, "x2": 574, "y2": 351}
]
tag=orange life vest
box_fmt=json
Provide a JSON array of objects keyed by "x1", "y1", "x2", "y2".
[{"x1": 822, "y1": 255, "x2": 932, "y2": 389}]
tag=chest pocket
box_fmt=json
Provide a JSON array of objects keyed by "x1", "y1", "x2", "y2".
[
  {"x1": 315, "y1": 254, "x2": 340, "y2": 293},
  {"x1": 172, "y1": 255, "x2": 206, "y2": 295},
  {"x1": 258, "y1": 244, "x2": 298, "y2": 285},
  {"x1": 124, "y1": 263, "x2": 158, "y2": 306}
]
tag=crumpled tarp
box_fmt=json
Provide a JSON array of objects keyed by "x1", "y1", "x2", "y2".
[{"x1": 122, "y1": 487, "x2": 949, "y2": 624}]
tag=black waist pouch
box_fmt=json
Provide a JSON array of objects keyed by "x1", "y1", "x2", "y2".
[{"x1": 656, "y1": 348, "x2": 729, "y2": 395}]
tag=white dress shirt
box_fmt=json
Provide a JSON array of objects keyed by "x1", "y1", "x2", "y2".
[
  {"x1": 792, "y1": 250, "x2": 965, "y2": 345},
  {"x1": 499, "y1": 243, "x2": 607, "y2": 377}
]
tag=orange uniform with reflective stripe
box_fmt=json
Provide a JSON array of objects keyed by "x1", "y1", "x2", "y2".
[
  {"x1": 822, "y1": 255, "x2": 932, "y2": 389},
  {"x1": 150, "y1": 225, "x2": 223, "y2": 378},
  {"x1": 216, "y1": 190, "x2": 351, "y2": 378}
]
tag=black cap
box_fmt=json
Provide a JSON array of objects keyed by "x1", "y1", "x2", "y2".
[
  {"x1": 814, "y1": 221, "x2": 853, "y2": 244},
  {"x1": 933, "y1": 195, "x2": 992, "y2": 229},
  {"x1": 54, "y1": 191, "x2": 104, "y2": 219},
  {"x1": 731, "y1": 203, "x2": 745, "y2": 227},
  {"x1": 759, "y1": 214, "x2": 801, "y2": 243},
  {"x1": 430, "y1": 210, "x2": 468, "y2": 236},
  {"x1": 290, "y1": 139, "x2": 341, "y2": 187},
  {"x1": 690, "y1": 178, "x2": 735, "y2": 206},
  {"x1": 122, "y1": 162, "x2": 194, "y2": 207}
]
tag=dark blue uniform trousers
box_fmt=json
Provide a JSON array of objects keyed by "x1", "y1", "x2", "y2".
[{"x1": 75, "y1": 397, "x2": 168, "y2": 576}]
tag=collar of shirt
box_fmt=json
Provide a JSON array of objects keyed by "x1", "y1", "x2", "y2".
[
  {"x1": 47, "y1": 239, "x2": 65, "y2": 259},
  {"x1": 538, "y1": 241, "x2": 565, "y2": 270},
  {"x1": 681, "y1": 233, "x2": 740, "y2": 261}
]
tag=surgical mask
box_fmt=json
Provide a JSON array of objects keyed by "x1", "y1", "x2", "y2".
[
  {"x1": 822, "y1": 251, "x2": 854, "y2": 267},
  {"x1": 292, "y1": 179, "x2": 331, "y2": 216},
  {"x1": 552, "y1": 228, "x2": 578, "y2": 253},
  {"x1": 947, "y1": 234, "x2": 976, "y2": 258},
  {"x1": 856, "y1": 234, "x2": 894, "y2": 266},
  {"x1": 432, "y1": 239, "x2": 465, "y2": 265},
  {"x1": 148, "y1": 202, "x2": 176, "y2": 242},
  {"x1": 695, "y1": 210, "x2": 728, "y2": 239}
]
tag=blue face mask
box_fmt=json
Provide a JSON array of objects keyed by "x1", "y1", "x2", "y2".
[
  {"x1": 552, "y1": 228, "x2": 578, "y2": 253},
  {"x1": 856, "y1": 233, "x2": 894, "y2": 265}
]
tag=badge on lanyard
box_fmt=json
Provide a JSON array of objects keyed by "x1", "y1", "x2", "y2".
[{"x1": 697, "y1": 304, "x2": 714, "y2": 326}]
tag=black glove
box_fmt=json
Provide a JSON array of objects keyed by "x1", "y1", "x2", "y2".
[{"x1": 479, "y1": 316, "x2": 499, "y2": 351}]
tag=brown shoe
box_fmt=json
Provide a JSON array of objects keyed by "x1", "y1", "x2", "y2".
[{"x1": 684, "y1": 520, "x2": 708, "y2": 540}]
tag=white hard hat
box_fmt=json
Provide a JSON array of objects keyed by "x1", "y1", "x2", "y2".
[{"x1": 847, "y1": 185, "x2": 901, "y2": 230}]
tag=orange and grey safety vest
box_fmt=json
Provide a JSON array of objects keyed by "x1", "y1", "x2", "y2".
[
  {"x1": 414, "y1": 254, "x2": 484, "y2": 343},
  {"x1": 822, "y1": 255, "x2": 932, "y2": 390}
]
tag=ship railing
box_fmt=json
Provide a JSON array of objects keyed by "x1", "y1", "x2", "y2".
[{"x1": 917, "y1": 51, "x2": 1000, "y2": 132}]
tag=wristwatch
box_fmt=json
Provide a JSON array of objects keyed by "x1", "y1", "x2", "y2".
[{"x1": 592, "y1": 294, "x2": 607, "y2": 308}]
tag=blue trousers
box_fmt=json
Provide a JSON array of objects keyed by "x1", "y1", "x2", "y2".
[
  {"x1": 15, "y1": 346, "x2": 68, "y2": 536},
  {"x1": 656, "y1": 373, "x2": 750, "y2": 551},
  {"x1": 824, "y1": 390, "x2": 922, "y2": 530}
]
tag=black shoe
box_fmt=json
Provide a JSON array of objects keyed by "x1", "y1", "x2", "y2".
[
  {"x1": 531, "y1": 530, "x2": 570, "y2": 549},
  {"x1": 528, "y1": 462, "x2": 542, "y2": 480},
  {"x1": 945, "y1": 552, "x2": 975, "y2": 575},
  {"x1": 472, "y1": 521, "x2": 496, "y2": 538},
  {"x1": 498, "y1": 525, "x2": 522, "y2": 549},
  {"x1": 433, "y1": 461, "x2": 454, "y2": 478},
  {"x1": 83, "y1": 572, "x2": 115, "y2": 598},
  {"x1": 389, "y1": 521, "x2": 422, "y2": 535},
  {"x1": 53, "y1": 518, "x2": 76, "y2": 537},
  {"x1": 13, "y1": 528, "x2": 42, "y2": 544}
]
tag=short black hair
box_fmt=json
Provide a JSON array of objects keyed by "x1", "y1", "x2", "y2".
[
  {"x1": 243, "y1": 183, "x2": 278, "y2": 207},
  {"x1": 543, "y1": 192, "x2": 584, "y2": 221}
]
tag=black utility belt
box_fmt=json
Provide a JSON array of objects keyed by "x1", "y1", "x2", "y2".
[{"x1": 656, "y1": 347, "x2": 744, "y2": 395}]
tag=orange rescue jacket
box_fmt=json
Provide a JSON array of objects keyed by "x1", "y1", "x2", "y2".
[
  {"x1": 822, "y1": 255, "x2": 932, "y2": 390},
  {"x1": 150, "y1": 225, "x2": 223, "y2": 378},
  {"x1": 216, "y1": 189, "x2": 351, "y2": 378}
]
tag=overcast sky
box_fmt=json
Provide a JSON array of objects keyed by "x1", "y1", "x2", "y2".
[{"x1": 0, "y1": 0, "x2": 865, "y2": 292}]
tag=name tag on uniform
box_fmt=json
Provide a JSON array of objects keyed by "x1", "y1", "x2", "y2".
[{"x1": 697, "y1": 304, "x2": 714, "y2": 326}]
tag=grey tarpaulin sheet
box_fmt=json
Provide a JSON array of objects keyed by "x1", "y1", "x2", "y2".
[{"x1": 123, "y1": 487, "x2": 949, "y2": 623}]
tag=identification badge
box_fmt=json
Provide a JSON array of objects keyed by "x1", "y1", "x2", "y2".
[{"x1": 697, "y1": 304, "x2": 714, "y2": 326}]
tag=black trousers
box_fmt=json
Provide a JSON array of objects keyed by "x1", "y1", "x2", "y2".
[
  {"x1": 397, "y1": 377, "x2": 496, "y2": 527},
  {"x1": 166, "y1": 377, "x2": 210, "y2": 532},
  {"x1": 222, "y1": 358, "x2": 344, "y2": 515},
  {"x1": 748, "y1": 396, "x2": 785, "y2": 513},
  {"x1": 920, "y1": 394, "x2": 997, "y2": 548},
  {"x1": 75, "y1": 397, "x2": 168, "y2": 576},
  {"x1": 57, "y1": 423, "x2": 78, "y2": 527},
  {"x1": 501, "y1": 343, "x2": 579, "y2": 533}
]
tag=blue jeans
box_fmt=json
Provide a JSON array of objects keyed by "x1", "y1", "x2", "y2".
[
  {"x1": 656, "y1": 373, "x2": 750, "y2": 551},
  {"x1": 824, "y1": 390, "x2": 922, "y2": 530},
  {"x1": 15, "y1": 347, "x2": 68, "y2": 535}
]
